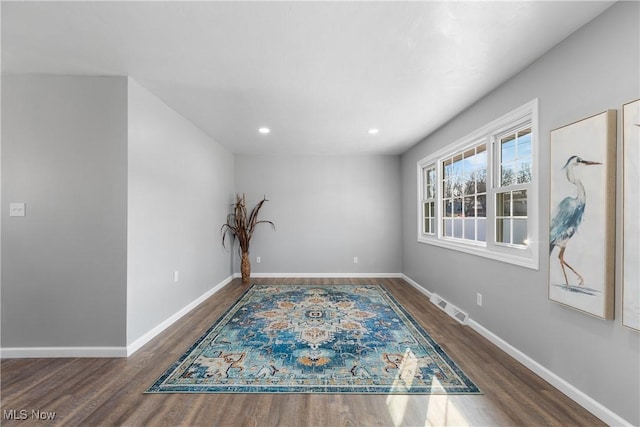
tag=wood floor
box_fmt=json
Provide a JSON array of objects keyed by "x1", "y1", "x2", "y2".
[{"x1": 1, "y1": 277, "x2": 604, "y2": 426}]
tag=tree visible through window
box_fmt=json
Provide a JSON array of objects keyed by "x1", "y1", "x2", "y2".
[{"x1": 441, "y1": 144, "x2": 487, "y2": 242}]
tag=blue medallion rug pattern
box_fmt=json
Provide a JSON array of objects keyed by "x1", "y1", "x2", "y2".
[{"x1": 147, "y1": 284, "x2": 481, "y2": 394}]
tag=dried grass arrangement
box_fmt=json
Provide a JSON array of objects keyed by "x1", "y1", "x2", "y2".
[{"x1": 221, "y1": 194, "x2": 275, "y2": 284}]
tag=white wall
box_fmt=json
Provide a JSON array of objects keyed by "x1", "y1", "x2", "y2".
[
  {"x1": 401, "y1": 2, "x2": 639, "y2": 424},
  {"x1": 1, "y1": 75, "x2": 128, "y2": 348},
  {"x1": 234, "y1": 155, "x2": 401, "y2": 275},
  {"x1": 126, "y1": 79, "x2": 234, "y2": 346}
]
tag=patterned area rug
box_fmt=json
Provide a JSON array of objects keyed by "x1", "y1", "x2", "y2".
[{"x1": 147, "y1": 284, "x2": 481, "y2": 394}]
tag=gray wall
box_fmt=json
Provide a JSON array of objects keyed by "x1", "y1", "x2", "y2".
[
  {"x1": 401, "y1": 2, "x2": 639, "y2": 424},
  {"x1": 1, "y1": 75, "x2": 128, "y2": 347},
  {"x1": 127, "y1": 79, "x2": 234, "y2": 345},
  {"x1": 234, "y1": 155, "x2": 401, "y2": 275},
  {"x1": 1, "y1": 75, "x2": 235, "y2": 350}
]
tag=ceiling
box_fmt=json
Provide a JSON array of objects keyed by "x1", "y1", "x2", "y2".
[{"x1": 1, "y1": 1, "x2": 614, "y2": 155}]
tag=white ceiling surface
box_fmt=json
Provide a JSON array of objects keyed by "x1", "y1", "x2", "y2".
[{"x1": 2, "y1": 1, "x2": 613, "y2": 155}]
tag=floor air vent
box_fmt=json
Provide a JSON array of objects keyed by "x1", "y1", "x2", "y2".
[{"x1": 429, "y1": 293, "x2": 469, "y2": 325}]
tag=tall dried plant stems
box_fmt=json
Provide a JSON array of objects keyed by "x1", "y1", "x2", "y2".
[{"x1": 221, "y1": 194, "x2": 275, "y2": 284}]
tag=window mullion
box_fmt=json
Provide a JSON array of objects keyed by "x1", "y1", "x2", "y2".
[
  {"x1": 436, "y1": 159, "x2": 443, "y2": 239},
  {"x1": 486, "y1": 133, "x2": 497, "y2": 251}
]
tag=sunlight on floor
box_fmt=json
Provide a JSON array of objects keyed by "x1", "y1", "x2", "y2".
[
  {"x1": 387, "y1": 393, "x2": 409, "y2": 426},
  {"x1": 386, "y1": 348, "x2": 416, "y2": 426},
  {"x1": 386, "y1": 348, "x2": 471, "y2": 427},
  {"x1": 423, "y1": 388, "x2": 470, "y2": 427}
]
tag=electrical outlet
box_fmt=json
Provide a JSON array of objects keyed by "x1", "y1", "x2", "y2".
[
  {"x1": 476, "y1": 293, "x2": 483, "y2": 306},
  {"x1": 256, "y1": 256, "x2": 261, "y2": 263},
  {"x1": 174, "y1": 271, "x2": 179, "y2": 283},
  {"x1": 353, "y1": 256, "x2": 359, "y2": 264},
  {"x1": 9, "y1": 202, "x2": 26, "y2": 217}
]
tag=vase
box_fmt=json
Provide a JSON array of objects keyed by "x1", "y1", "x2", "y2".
[{"x1": 240, "y1": 251, "x2": 251, "y2": 284}]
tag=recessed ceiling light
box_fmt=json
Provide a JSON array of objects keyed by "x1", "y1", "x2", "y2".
[
  {"x1": 258, "y1": 127, "x2": 270, "y2": 134},
  {"x1": 368, "y1": 128, "x2": 379, "y2": 135}
]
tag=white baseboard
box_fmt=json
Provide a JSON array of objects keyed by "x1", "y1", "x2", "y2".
[
  {"x1": 0, "y1": 275, "x2": 235, "y2": 359},
  {"x1": 126, "y1": 274, "x2": 234, "y2": 356},
  {"x1": 240, "y1": 272, "x2": 403, "y2": 278},
  {"x1": 401, "y1": 274, "x2": 631, "y2": 427},
  {"x1": 0, "y1": 346, "x2": 127, "y2": 358},
  {"x1": 3, "y1": 272, "x2": 630, "y2": 426},
  {"x1": 400, "y1": 274, "x2": 432, "y2": 298},
  {"x1": 468, "y1": 320, "x2": 632, "y2": 427}
]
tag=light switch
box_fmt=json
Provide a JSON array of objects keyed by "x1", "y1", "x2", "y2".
[{"x1": 9, "y1": 202, "x2": 26, "y2": 217}]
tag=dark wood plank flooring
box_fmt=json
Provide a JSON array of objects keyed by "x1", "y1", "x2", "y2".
[{"x1": 1, "y1": 277, "x2": 605, "y2": 426}]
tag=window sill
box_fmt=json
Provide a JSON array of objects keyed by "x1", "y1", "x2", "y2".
[{"x1": 417, "y1": 235, "x2": 539, "y2": 270}]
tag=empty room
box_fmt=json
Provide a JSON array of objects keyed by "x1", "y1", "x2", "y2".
[{"x1": 1, "y1": 1, "x2": 639, "y2": 426}]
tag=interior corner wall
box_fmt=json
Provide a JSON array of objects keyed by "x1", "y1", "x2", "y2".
[
  {"x1": 1, "y1": 75, "x2": 128, "y2": 348},
  {"x1": 400, "y1": 2, "x2": 639, "y2": 424},
  {"x1": 126, "y1": 78, "x2": 234, "y2": 346},
  {"x1": 233, "y1": 155, "x2": 402, "y2": 275}
]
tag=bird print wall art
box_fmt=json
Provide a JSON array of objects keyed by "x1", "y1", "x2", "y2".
[
  {"x1": 550, "y1": 155, "x2": 602, "y2": 289},
  {"x1": 548, "y1": 110, "x2": 616, "y2": 319}
]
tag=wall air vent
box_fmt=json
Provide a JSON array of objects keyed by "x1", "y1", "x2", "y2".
[
  {"x1": 429, "y1": 293, "x2": 469, "y2": 325},
  {"x1": 451, "y1": 307, "x2": 470, "y2": 325}
]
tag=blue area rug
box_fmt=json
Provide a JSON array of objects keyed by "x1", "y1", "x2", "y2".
[{"x1": 147, "y1": 284, "x2": 481, "y2": 394}]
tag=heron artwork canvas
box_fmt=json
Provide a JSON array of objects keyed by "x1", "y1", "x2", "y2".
[
  {"x1": 623, "y1": 99, "x2": 640, "y2": 331},
  {"x1": 549, "y1": 110, "x2": 616, "y2": 319}
]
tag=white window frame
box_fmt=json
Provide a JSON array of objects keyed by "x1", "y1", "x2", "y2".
[
  {"x1": 420, "y1": 164, "x2": 437, "y2": 236},
  {"x1": 417, "y1": 99, "x2": 539, "y2": 270}
]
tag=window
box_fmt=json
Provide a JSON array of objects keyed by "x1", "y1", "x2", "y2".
[
  {"x1": 495, "y1": 127, "x2": 532, "y2": 247},
  {"x1": 421, "y1": 165, "x2": 436, "y2": 235},
  {"x1": 417, "y1": 99, "x2": 539, "y2": 269},
  {"x1": 441, "y1": 143, "x2": 487, "y2": 243}
]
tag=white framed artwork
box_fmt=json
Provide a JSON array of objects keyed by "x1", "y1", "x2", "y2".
[
  {"x1": 622, "y1": 99, "x2": 640, "y2": 331},
  {"x1": 549, "y1": 110, "x2": 616, "y2": 319}
]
